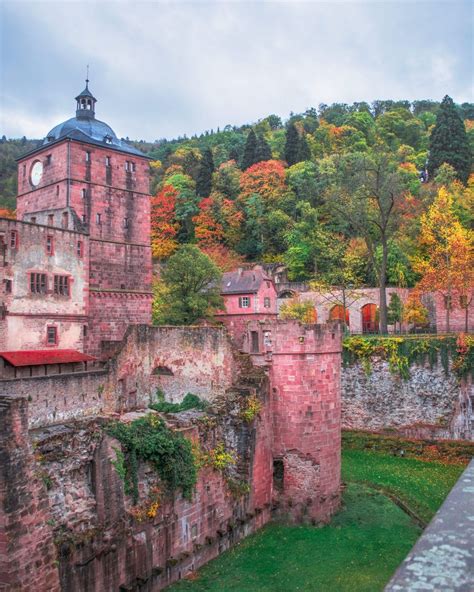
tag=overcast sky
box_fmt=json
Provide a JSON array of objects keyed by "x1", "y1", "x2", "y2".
[{"x1": 1, "y1": 1, "x2": 472, "y2": 141}]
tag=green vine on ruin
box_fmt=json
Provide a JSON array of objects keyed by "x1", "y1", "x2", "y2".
[
  {"x1": 107, "y1": 413, "x2": 197, "y2": 504},
  {"x1": 150, "y1": 390, "x2": 208, "y2": 413},
  {"x1": 342, "y1": 334, "x2": 473, "y2": 380}
]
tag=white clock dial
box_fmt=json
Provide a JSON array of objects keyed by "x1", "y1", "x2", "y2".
[{"x1": 31, "y1": 161, "x2": 43, "y2": 186}]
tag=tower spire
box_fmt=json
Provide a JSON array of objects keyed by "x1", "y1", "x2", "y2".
[{"x1": 86, "y1": 64, "x2": 89, "y2": 88}]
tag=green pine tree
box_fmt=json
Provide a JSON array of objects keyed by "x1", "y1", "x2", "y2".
[
  {"x1": 284, "y1": 122, "x2": 300, "y2": 166},
  {"x1": 298, "y1": 133, "x2": 311, "y2": 162},
  {"x1": 196, "y1": 148, "x2": 215, "y2": 197},
  {"x1": 387, "y1": 293, "x2": 404, "y2": 334},
  {"x1": 428, "y1": 95, "x2": 471, "y2": 183},
  {"x1": 255, "y1": 134, "x2": 272, "y2": 163},
  {"x1": 241, "y1": 130, "x2": 257, "y2": 170}
]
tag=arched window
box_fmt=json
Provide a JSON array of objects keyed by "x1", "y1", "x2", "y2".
[
  {"x1": 361, "y1": 303, "x2": 378, "y2": 334},
  {"x1": 329, "y1": 304, "x2": 349, "y2": 326}
]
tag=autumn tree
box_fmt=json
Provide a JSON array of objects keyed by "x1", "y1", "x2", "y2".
[
  {"x1": 413, "y1": 187, "x2": 474, "y2": 332},
  {"x1": 150, "y1": 185, "x2": 179, "y2": 259},
  {"x1": 325, "y1": 152, "x2": 409, "y2": 332},
  {"x1": 280, "y1": 297, "x2": 317, "y2": 323},
  {"x1": 239, "y1": 160, "x2": 287, "y2": 203},
  {"x1": 428, "y1": 95, "x2": 471, "y2": 183},
  {"x1": 196, "y1": 148, "x2": 214, "y2": 197},
  {"x1": 153, "y1": 245, "x2": 223, "y2": 325}
]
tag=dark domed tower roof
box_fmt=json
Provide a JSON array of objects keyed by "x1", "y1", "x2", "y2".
[{"x1": 41, "y1": 80, "x2": 146, "y2": 157}]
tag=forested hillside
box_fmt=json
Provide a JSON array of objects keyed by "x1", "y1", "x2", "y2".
[{"x1": 1, "y1": 98, "x2": 473, "y2": 324}]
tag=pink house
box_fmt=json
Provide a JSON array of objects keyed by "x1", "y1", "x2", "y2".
[{"x1": 216, "y1": 266, "x2": 278, "y2": 348}]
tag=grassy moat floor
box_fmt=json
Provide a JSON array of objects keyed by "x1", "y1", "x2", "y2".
[{"x1": 169, "y1": 432, "x2": 472, "y2": 592}]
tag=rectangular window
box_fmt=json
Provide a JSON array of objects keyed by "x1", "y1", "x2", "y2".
[
  {"x1": 46, "y1": 235, "x2": 54, "y2": 255},
  {"x1": 123, "y1": 218, "x2": 129, "y2": 229},
  {"x1": 264, "y1": 297, "x2": 271, "y2": 308},
  {"x1": 30, "y1": 217, "x2": 36, "y2": 224},
  {"x1": 131, "y1": 162, "x2": 136, "y2": 172},
  {"x1": 239, "y1": 296, "x2": 250, "y2": 308},
  {"x1": 82, "y1": 214, "x2": 87, "y2": 224},
  {"x1": 5, "y1": 279, "x2": 12, "y2": 294},
  {"x1": 48, "y1": 214, "x2": 54, "y2": 226},
  {"x1": 56, "y1": 185, "x2": 60, "y2": 196},
  {"x1": 45, "y1": 154, "x2": 52, "y2": 166},
  {"x1": 23, "y1": 164, "x2": 26, "y2": 177},
  {"x1": 47, "y1": 326, "x2": 57, "y2": 345},
  {"x1": 96, "y1": 213, "x2": 101, "y2": 225},
  {"x1": 54, "y1": 275, "x2": 69, "y2": 296},
  {"x1": 83, "y1": 325, "x2": 88, "y2": 337},
  {"x1": 85, "y1": 151, "x2": 91, "y2": 163},
  {"x1": 10, "y1": 230, "x2": 18, "y2": 249},
  {"x1": 105, "y1": 156, "x2": 111, "y2": 166},
  {"x1": 82, "y1": 188, "x2": 87, "y2": 199},
  {"x1": 251, "y1": 331, "x2": 259, "y2": 353},
  {"x1": 61, "y1": 212, "x2": 68, "y2": 229},
  {"x1": 125, "y1": 161, "x2": 130, "y2": 171},
  {"x1": 30, "y1": 273, "x2": 47, "y2": 294},
  {"x1": 77, "y1": 240, "x2": 83, "y2": 258}
]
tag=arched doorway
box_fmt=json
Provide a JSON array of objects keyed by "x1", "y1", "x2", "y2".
[
  {"x1": 361, "y1": 303, "x2": 378, "y2": 334},
  {"x1": 329, "y1": 304, "x2": 349, "y2": 327}
]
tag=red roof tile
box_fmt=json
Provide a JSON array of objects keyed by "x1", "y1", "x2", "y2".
[{"x1": 0, "y1": 350, "x2": 97, "y2": 367}]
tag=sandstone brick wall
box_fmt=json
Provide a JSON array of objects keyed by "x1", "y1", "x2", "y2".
[
  {"x1": 0, "y1": 395, "x2": 60, "y2": 591},
  {"x1": 0, "y1": 369, "x2": 109, "y2": 429},
  {"x1": 342, "y1": 359, "x2": 473, "y2": 440},
  {"x1": 110, "y1": 325, "x2": 239, "y2": 409}
]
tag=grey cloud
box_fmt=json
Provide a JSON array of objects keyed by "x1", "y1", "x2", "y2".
[{"x1": 1, "y1": 1, "x2": 472, "y2": 140}]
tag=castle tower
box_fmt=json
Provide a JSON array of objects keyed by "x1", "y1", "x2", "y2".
[
  {"x1": 16, "y1": 81, "x2": 152, "y2": 356},
  {"x1": 244, "y1": 320, "x2": 342, "y2": 523}
]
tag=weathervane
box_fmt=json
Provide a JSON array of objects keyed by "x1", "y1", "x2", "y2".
[{"x1": 86, "y1": 64, "x2": 89, "y2": 87}]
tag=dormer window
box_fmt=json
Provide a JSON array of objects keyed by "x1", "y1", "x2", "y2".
[
  {"x1": 104, "y1": 135, "x2": 113, "y2": 144},
  {"x1": 47, "y1": 135, "x2": 55, "y2": 143}
]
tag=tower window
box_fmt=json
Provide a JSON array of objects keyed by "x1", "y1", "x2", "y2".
[
  {"x1": 77, "y1": 241, "x2": 83, "y2": 258},
  {"x1": 48, "y1": 214, "x2": 54, "y2": 226},
  {"x1": 96, "y1": 213, "x2": 101, "y2": 225},
  {"x1": 4, "y1": 279, "x2": 12, "y2": 294},
  {"x1": 131, "y1": 162, "x2": 136, "y2": 172},
  {"x1": 23, "y1": 164, "x2": 26, "y2": 177},
  {"x1": 61, "y1": 212, "x2": 69, "y2": 229},
  {"x1": 82, "y1": 188, "x2": 87, "y2": 199},
  {"x1": 56, "y1": 185, "x2": 59, "y2": 196},
  {"x1": 123, "y1": 218, "x2": 129, "y2": 229},
  {"x1": 82, "y1": 214, "x2": 87, "y2": 224},
  {"x1": 105, "y1": 156, "x2": 111, "y2": 166},
  {"x1": 54, "y1": 275, "x2": 70, "y2": 296},
  {"x1": 30, "y1": 273, "x2": 47, "y2": 294},
  {"x1": 85, "y1": 151, "x2": 91, "y2": 163},
  {"x1": 46, "y1": 235, "x2": 54, "y2": 255},
  {"x1": 10, "y1": 230, "x2": 18, "y2": 249},
  {"x1": 47, "y1": 326, "x2": 58, "y2": 345},
  {"x1": 125, "y1": 161, "x2": 130, "y2": 172},
  {"x1": 45, "y1": 154, "x2": 52, "y2": 166}
]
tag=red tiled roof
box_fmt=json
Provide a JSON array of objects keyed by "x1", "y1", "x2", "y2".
[{"x1": 0, "y1": 350, "x2": 96, "y2": 367}]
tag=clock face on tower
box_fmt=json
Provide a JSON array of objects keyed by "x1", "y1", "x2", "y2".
[{"x1": 30, "y1": 161, "x2": 43, "y2": 187}]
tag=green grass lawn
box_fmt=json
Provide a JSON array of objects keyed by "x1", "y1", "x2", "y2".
[{"x1": 168, "y1": 437, "x2": 470, "y2": 592}]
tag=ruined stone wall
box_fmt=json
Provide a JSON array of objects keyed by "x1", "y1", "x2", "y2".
[
  {"x1": 0, "y1": 369, "x2": 110, "y2": 429},
  {"x1": 23, "y1": 359, "x2": 272, "y2": 591},
  {"x1": 342, "y1": 359, "x2": 473, "y2": 441},
  {"x1": 110, "y1": 325, "x2": 240, "y2": 409}
]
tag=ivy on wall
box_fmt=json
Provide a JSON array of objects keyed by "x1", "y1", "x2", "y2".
[
  {"x1": 107, "y1": 414, "x2": 197, "y2": 504},
  {"x1": 343, "y1": 334, "x2": 473, "y2": 380}
]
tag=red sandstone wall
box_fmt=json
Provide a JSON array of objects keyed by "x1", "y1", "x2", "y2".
[
  {"x1": 432, "y1": 291, "x2": 474, "y2": 333},
  {"x1": 0, "y1": 395, "x2": 60, "y2": 591},
  {"x1": 110, "y1": 325, "x2": 239, "y2": 408}
]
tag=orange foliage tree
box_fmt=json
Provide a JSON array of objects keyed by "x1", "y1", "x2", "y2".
[
  {"x1": 0, "y1": 209, "x2": 15, "y2": 219},
  {"x1": 150, "y1": 185, "x2": 179, "y2": 259},
  {"x1": 413, "y1": 187, "x2": 474, "y2": 332},
  {"x1": 239, "y1": 160, "x2": 287, "y2": 203}
]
